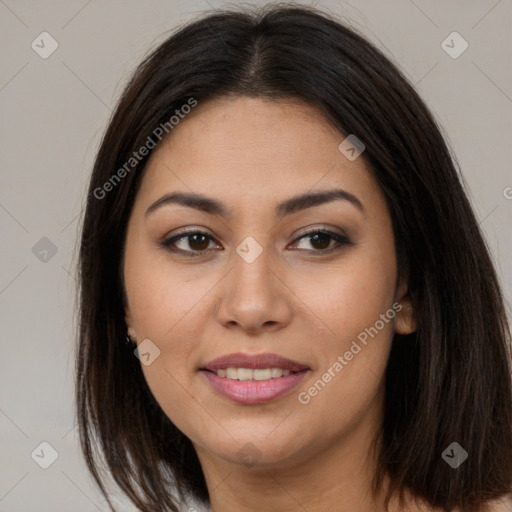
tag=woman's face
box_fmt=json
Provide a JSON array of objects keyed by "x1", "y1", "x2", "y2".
[{"x1": 123, "y1": 97, "x2": 415, "y2": 472}]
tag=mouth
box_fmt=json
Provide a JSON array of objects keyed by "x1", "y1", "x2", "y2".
[
  {"x1": 201, "y1": 352, "x2": 310, "y2": 373},
  {"x1": 199, "y1": 352, "x2": 310, "y2": 404},
  {"x1": 204, "y1": 367, "x2": 303, "y2": 380}
]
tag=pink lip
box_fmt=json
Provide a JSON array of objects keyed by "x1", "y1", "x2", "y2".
[
  {"x1": 200, "y1": 352, "x2": 310, "y2": 405},
  {"x1": 201, "y1": 369, "x2": 309, "y2": 404},
  {"x1": 202, "y1": 352, "x2": 309, "y2": 372}
]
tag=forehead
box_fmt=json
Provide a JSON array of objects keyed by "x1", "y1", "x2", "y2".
[{"x1": 134, "y1": 96, "x2": 384, "y2": 217}]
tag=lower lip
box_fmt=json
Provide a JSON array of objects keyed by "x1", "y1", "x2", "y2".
[{"x1": 201, "y1": 370, "x2": 309, "y2": 404}]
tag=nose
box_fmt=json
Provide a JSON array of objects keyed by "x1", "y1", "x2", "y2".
[{"x1": 215, "y1": 245, "x2": 293, "y2": 334}]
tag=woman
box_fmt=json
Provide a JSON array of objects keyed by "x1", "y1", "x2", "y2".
[{"x1": 75, "y1": 4, "x2": 512, "y2": 511}]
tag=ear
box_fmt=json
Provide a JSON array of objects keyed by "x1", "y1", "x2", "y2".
[
  {"x1": 394, "y1": 278, "x2": 416, "y2": 335},
  {"x1": 124, "y1": 295, "x2": 137, "y2": 342}
]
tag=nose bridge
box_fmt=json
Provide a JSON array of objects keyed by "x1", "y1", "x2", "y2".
[
  {"x1": 216, "y1": 235, "x2": 291, "y2": 330},
  {"x1": 230, "y1": 236, "x2": 276, "y2": 303}
]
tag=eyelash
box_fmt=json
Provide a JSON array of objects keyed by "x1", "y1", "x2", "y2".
[{"x1": 159, "y1": 227, "x2": 351, "y2": 257}]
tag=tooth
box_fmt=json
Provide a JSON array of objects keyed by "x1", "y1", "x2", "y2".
[
  {"x1": 237, "y1": 368, "x2": 254, "y2": 381},
  {"x1": 270, "y1": 368, "x2": 283, "y2": 378},
  {"x1": 218, "y1": 367, "x2": 293, "y2": 380},
  {"x1": 226, "y1": 367, "x2": 238, "y2": 379},
  {"x1": 253, "y1": 368, "x2": 272, "y2": 380}
]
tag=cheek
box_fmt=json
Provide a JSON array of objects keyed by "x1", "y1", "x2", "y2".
[
  {"x1": 126, "y1": 270, "x2": 209, "y2": 379},
  {"x1": 293, "y1": 237, "x2": 397, "y2": 350},
  {"x1": 124, "y1": 247, "x2": 203, "y2": 402},
  {"x1": 125, "y1": 241, "x2": 210, "y2": 338},
  {"x1": 292, "y1": 237, "x2": 396, "y2": 419},
  {"x1": 124, "y1": 253, "x2": 210, "y2": 434}
]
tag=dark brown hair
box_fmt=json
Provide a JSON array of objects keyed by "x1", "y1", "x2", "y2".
[{"x1": 75, "y1": 4, "x2": 512, "y2": 511}]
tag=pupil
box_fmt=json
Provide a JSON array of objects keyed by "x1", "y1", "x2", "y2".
[
  {"x1": 311, "y1": 233, "x2": 330, "y2": 249},
  {"x1": 190, "y1": 234, "x2": 209, "y2": 250}
]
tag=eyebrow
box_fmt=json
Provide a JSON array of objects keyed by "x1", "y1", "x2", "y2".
[{"x1": 145, "y1": 188, "x2": 365, "y2": 220}]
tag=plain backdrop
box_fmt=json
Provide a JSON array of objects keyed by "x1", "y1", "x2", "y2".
[{"x1": 1, "y1": 1, "x2": 511, "y2": 511}]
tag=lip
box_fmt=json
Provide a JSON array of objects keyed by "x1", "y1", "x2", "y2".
[
  {"x1": 201, "y1": 369, "x2": 309, "y2": 404},
  {"x1": 200, "y1": 352, "x2": 310, "y2": 405},
  {"x1": 201, "y1": 352, "x2": 309, "y2": 372}
]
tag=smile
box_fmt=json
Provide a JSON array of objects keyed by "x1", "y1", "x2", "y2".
[
  {"x1": 214, "y1": 367, "x2": 292, "y2": 379},
  {"x1": 200, "y1": 352, "x2": 310, "y2": 404}
]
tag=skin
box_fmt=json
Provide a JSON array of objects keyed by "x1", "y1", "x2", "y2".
[{"x1": 123, "y1": 95, "x2": 435, "y2": 512}]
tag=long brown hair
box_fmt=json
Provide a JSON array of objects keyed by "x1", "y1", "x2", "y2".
[{"x1": 75, "y1": 4, "x2": 512, "y2": 511}]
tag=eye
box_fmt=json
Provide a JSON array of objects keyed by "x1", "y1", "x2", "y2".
[
  {"x1": 159, "y1": 227, "x2": 351, "y2": 257},
  {"x1": 289, "y1": 228, "x2": 350, "y2": 254},
  {"x1": 160, "y1": 230, "x2": 220, "y2": 256}
]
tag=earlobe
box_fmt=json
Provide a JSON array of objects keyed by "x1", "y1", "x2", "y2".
[
  {"x1": 394, "y1": 280, "x2": 417, "y2": 335},
  {"x1": 395, "y1": 302, "x2": 416, "y2": 335},
  {"x1": 124, "y1": 307, "x2": 137, "y2": 341}
]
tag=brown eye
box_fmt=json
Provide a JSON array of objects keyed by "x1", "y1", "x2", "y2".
[
  {"x1": 186, "y1": 233, "x2": 210, "y2": 251},
  {"x1": 160, "y1": 230, "x2": 219, "y2": 255},
  {"x1": 308, "y1": 232, "x2": 332, "y2": 250},
  {"x1": 290, "y1": 229, "x2": 350, "y2": 254}
]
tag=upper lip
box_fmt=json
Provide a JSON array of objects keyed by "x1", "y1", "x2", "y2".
[{"x1": 201, "y1": 352, "x2": 310, "y2": 372}]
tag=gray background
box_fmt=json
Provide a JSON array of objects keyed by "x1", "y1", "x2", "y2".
[{"x1": 1, "y1": 1, "x2": 511, "y2": 511}]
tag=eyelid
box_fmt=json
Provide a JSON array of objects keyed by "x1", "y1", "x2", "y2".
[
  {"x1": 293, "y1": 224, "x2": 348, "y2": 239},
  {"x1": 160, "y1": 227, "x2": 220, "y2": 249},
  {"x1": 163, "y1": 226, "x2": 214, "y2": 240}
]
